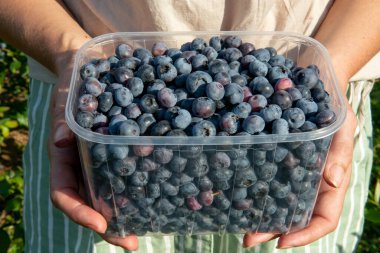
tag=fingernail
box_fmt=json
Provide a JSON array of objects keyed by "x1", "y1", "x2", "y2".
[
  {"x1": 54, "y1": 124, "x2": 71, "y2": 147},
  {"x1": 276, "y1": 244, "x2": 292, "y2": 249},
  {"x1": 327, "y1": 165, "x2": 345, "y2": 188}
]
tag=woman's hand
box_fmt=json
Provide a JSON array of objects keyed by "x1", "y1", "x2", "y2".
[{"x1": 48, "y1": 51, "x2": 139, "y2": 251}]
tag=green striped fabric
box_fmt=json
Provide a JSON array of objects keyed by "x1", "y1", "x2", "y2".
[{"x1": 23, "y1": 79, "x2": 374, "y2": 253}]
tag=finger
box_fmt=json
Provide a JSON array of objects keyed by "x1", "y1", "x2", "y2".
[
  {"x1": 51, "y1": 186, "x2": 108, "y2": 234},
  {"x1": 323, "y1": 106, "x2": 356, "y2": 188},
  {"x1": 243, "y1": 232, "x2": 280, "y2": 248},
  {"x1": 101, "y1": 235, "x2": 139, "y2": 251},
  {"x1": 277, "y1": 165, "x2": 351, "y2": 248}
]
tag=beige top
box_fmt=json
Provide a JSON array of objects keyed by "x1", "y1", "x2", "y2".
[{"x1": 28, "y1": 0, "x2": 379, "y2": 83}]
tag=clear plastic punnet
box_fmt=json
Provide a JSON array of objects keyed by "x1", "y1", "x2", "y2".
[{"x1": 66, "y1": 31, "x2": 346, "y2": 237}]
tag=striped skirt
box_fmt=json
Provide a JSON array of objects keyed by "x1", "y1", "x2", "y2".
[{"x1": 23, "y1": 79, "x2": 374, "y2": 253}]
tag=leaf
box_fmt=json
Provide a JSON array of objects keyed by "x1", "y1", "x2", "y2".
[
  {"x1": 4, "y1": 119, "x2": 18, "y2": 129},
  {"x1": 10, "y1": 59, "x2": 21, "y2": 73},
  {"x1": 16, "y1": 112, "x2": 28, "y2": 128},
  {"x1": 0, "y1": 229, "x2": 11, "y2": 252},
  {"x1": 365, "y1": 207, "x2": 380, "y2": 224},
  {"x1": 375, "y1": 179, "x2": 380, "y2": 204},
  {"x1": 0, "y1": 125, "x2": 9, "y2": 138},
  {"x1": 0, "y1": 180, "x2": 11, "y2": 198},
  {"x1": 5, "y1": 196, "x2": 22, "y2": 212}
]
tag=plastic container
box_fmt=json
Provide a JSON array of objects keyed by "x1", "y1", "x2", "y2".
[{"x1": 66, "y1": 31, "x2": 346, "y2": 237}]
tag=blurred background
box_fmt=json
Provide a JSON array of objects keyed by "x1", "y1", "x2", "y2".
[{"x1": 0, "y1": 40, "x2": 379, "y2": 253}]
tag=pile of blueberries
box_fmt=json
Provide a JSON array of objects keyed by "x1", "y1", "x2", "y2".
[{"x1": 75, "y1": 35, "x2": 336, "y2": 236}]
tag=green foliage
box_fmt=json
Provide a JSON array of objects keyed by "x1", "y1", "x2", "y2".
[
  {"x1": 357, "y1": 80, "x2": 380, "y2": 253},
  {"x1": 0, "y1": 41, "x2": 28, "y2": 253}
]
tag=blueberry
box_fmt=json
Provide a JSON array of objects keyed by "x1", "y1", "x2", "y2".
[
  {"x1": 197, "y1": 190, "x2": 214, "y2": 206},
  {"x1": 251, "y1": 48, "x2": 270, "y2": 62},
  {"x1": 202, "y1": 46, "x2": 218, "y2": 61},
  {"x1": 112, "y1": 157, "x2": 136, "y2": 176},
  {"x1": 231, "y1": 75, "x2": 247, "y2": 87},
  {"x1": 98, "y1": 92, "x2": 114, "y2": 113},
  {"x1": 196, "y1": 176, "x2": 213, "y2": 191},
  {"x1": 271, "y1": 90, "x2": 293, "y2": 110},
  {"x1": 140, "y1": 94, "x2": 159, "y2": 113},
  {"x1": 219, "y1": 48, "x2": 243, "y2": 62},
  {"x1": 113, "y1": 67, "x2": 134, "y2": 84},
  {"x1": 300, "y1": 121, "x2": 317, "y2": 132},
  {"x1": 266, "y1": 145, "x2": 288, "y2": 163},
  {"x1": 232, "y1": 198, "x2": 253, "y2": 210},
  {"x1": 239, "y1": 42, "x2": 255, "y2": 55},
  {"x1": 213, "y1": 72, "x2": 231, "y2": 86},
  {"x1": 108, "y1": 114, "x2": 127, "y2": 134},
  {"x1": 274, "y1": 77, "x2": 294, "y2": 91},
  {"x1": 219, "y1": 112, "x2": 239, "y2": 134},
  {"x1": 248, "y1": 180, "x2": 269, "y2": 198},
  {"x1": 174, "y1": 88, "x2": 188, "y2": 103},
  {"x1": 252, "y1": 150, "x2": 267, "y2": 166},
  {"x1": 224, "y1": 83, "x2": 244, "y2": 104},
  {"x1": 250, "y1": 78, "x2": 273, "y2": 101},
  {"x1": 229, "y1": 61, "x2": 241, "y2": 73},
  {"x1": 268, "y1": 55, "x2": 285, "y2": 67},
  {"x1": 296, "y1": 98, "x2": 318, "y2": 116},
  {"x1": 76, "y1": 112, "x2": 94, "y2": 130},
  {"x1": 115, "y1": 43, "x2": 133, "y2": 59},
  {"x1": 108, "y1": 145, "x2": 129, "y2": 160},
  {"x1": 133, "y1": 145, "x2": 154, "y2": 157},
  {"x1": 209, "y1": 152, "x2": 231, "y2": 170},
  {"x1": 80, "y1": 63, "x2": 99, "y2": 80},
  {"x1": 213, "y1": 180, "x2": 231, "y2": 190},
  {"x1": 174, "y1": 57, "x2": 192, "y2": 74},
  {"x1": 294, "y1": 68, "x2": 319, "y2": 88},
  {"x1": 137, "y1": 113, "x2": 156, "y2": 134},
  {"x1": 224, "y1": 35, "x2": 242, "y2": 48},
  {"x1": 95, "y1": 59, "x2": 111, "y2": 75},
  {"x1": 78, "y1": 94, "x2": 98, "y2": 113},
  {"x1": 185, "y1": 153, "x2": 209, "y2": 177},
  {"x1": 180, "y1": 182, "x2": 200, "y2": 198},
  {"x1": 191, "y1": 38, "x2": 207, "y2": 52},
  {"x1": 205, "y1": 81, "x2": 225, "y2": 101},
  {"x1": 180, "y1": 145, "x2": 203, "y2": 158},
  {"x1": 133, "y1": 48, "x2": 153, "y2": 61},
  {"x1": 151, "y1": 41, "x2": 168, "y2": 56},
  {"x1": 192, "y1": 120, "x2": 217, "y2": 137},
  {"x1": 168, "y1": 155, "x2": 187, "y2": 173},
  {"x1": 288, "y1": 165, "x2": 306, "y2": 182},
  {"x1": 192, "y1": 97, "x2": 216, "y2": 118},
  {"x1": 114, "y1": 87, "x2": 133, "y2": 107},
  {"x1": 267, "y1": 65, "x2": 289, "y2": 84},
  {"x1": 151, "y1": 120, "x2": 172, "y2": 136},
  {"x1": 161, "y1": 182, "x2": 179, "y2": 196},
  {"x1": 92, "y1": 113, "x2": 108, "y2": 129},
  {"x1": 137, "y1": 158, "x2": 160, "y2": 173},
  {"x1": 165, "y1": 48, "x2": 182, "y2": 61},
  {"x1": 255, "y1": 162, "x2": 277, "y2": 182},
  {"x1": 286, "y1": 87, "x2": 303, "y2": 102},
  {"x1": 147, "y1": 183, "x2": 161, "y2": 199},
  {"x1": 146, "y1": 79, "x2": 166, "y2": 96},
  {"x1": 155, "y1": 198, "x2": 176, "y2": 215},
  {"x1": 118, "y1": 119, "x2": 140, "y2": 136},
  {"x1": 295, "y1": 141, "x2": 316, "y2": 161},
  {"x1": 117, "y1": 57, "x2": 141, "y2": 71},
  {"x1": 156, "y1": 63, "x2": 178, "y2": 82},
  {"x1": 272, "y1": 118, "x2": 289, "y2": 135},
  {"x1": 157, "y1": 87, "x2": 178, "y2": 108},
  {"x1": 208, "y1": 169, "x2": 234, "y2": 182},
  {"x1": 249, "y1": 59, "x2": 268, "y2": 77},
  {"x1": 186, "y1": 196, "x2": 202, "y2": 211},
  {"x1": 135, "y1": 64, "x2": 155, "y2": 83},
  {"x1": 315, "y1": 109, "x2": 336, "y2": 128},
  {"x1": 297, "y1": 85, "x2": 312, "y2": 99},
  {"x1": 191, "y1": 54, "x2": 208, "y2": 71},
  {"x1": 83, "y1": 77, "x2": 103, "y2": 97},
  {"x1": 242, "y1": 115, "x2": 265, "y2": 134},
  {"x1": 186, "y1": 71, "x2": 212, "y2": 95},
  {"x1": 107, "y1": 174, "x2": 125, "y2": 194},
  {"x1": 248, "y1": 94, "x2": 267, "y2": 112},
  {"x1": 209, "y1": 36, "x2": 223, "y2": 51},
  {"x1": 208, "y1": 59, "x2": 230, "y2": 76},
  {"x1": 150, "y1": 167, "x2": 172, "y2": 183},
  {"x1": 213, "y1": 192, "x2": 231, "y2": 210},
  {"x1": 124, "y1": 103, "x2": 142, "y2": 119},
  {"x1": 153, "y1": 146, "x2": 173, "y2": 164},
  {"x1": 270, "y1": 180, "x2": 291, "y2": 199},
  {"x1": 229, "y1": 187, "x2": 247, "y2": 201},
  {"x1": 126, "y1": 77, "x2": 144, "y2": 97}
]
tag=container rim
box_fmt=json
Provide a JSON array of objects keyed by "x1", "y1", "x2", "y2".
[{"x1": 65, "y1": 31, "x2": 346, "y2": 145}]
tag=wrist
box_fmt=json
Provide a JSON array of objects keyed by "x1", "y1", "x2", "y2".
[{"x1": 53, "y1": 34, "x2": 91, "y2": 76}]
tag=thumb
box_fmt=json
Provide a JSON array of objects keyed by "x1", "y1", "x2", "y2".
[{"x1": 323, "y1": 106, "x2": 356, "y2": 188}]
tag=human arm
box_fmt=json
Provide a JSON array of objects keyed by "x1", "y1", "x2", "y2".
[
  {"x1": 0, "y1": 0, "x2": 138, "y2": 250},
  {"x1": 244, "y1": 0, "x2": 380, "y2": 248}
]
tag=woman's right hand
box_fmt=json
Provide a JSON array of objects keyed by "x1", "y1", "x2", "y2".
[{"x1": 48, "y1": 50, "x2": 139, "y2": 251}]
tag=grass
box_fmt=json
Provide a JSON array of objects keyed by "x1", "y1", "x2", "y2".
[{"x1": 0, "y1": 40, "x2": 379, "y2": 252}]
